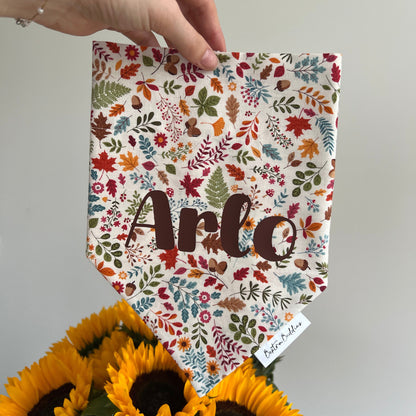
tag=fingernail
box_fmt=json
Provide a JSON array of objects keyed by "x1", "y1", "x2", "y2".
[{"x1": 200, "y1": 48, "x2": 218, "y2": 70}]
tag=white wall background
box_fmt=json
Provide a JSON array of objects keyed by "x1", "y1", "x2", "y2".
[{"x1": 1, "y1": 1, "x2": 415, "y2": 414}]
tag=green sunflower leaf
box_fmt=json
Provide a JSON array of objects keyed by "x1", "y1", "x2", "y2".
[{"x1": 81, "y1": 393, "x2": 119, "y2": 416}]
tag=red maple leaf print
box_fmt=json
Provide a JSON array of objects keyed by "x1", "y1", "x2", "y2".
[
  {"x1": 159, "y1": 247, "x2": 179, "y2": 269},
  {"x1": 233, "y1": 267, "x2": 249, "y2": 281},
  {"x1": 92, "y1": 151, "x2": 117, "y2": 173},
  {"x1": 323, "y1": 53, "x2": 337, "y2": 62},
  {"x1": 207, "y1": 345, "x2": 216, "y2": 358},
  {"x1": 331, "y1": 63, "x2": 341, "y2": 83},
  {"x1": 180, "y1": 172, "x2": 203, "y2": 197},
  {"x1": 106, "y1": 179, "x2": 117, "y2": 197},
  {"x1": 285, "y1": 116, "x2": 312, "y2": 138}
]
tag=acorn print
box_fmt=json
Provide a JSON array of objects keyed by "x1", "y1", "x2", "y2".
[
  {"x1": 164, "y1": 55, "x2": 180, "y2": 75},
  {"x1": 276, "y1": 80, "x2": 291, "y2": 91},
  {"x1": 208, "y1": 258, "x2": 227, "y2": 275},
  {"x1": 131, "y1": 95, "x2": 142, "y2": 111},
  {"x1": 125, "y1": 283, "x2": 136, "y2": 296},
  {"x1": 294, "y1": 259, "x2": 309, "y2": 271},
  {"x1": 185, "y1": 117, "x2": 201, "y2": 137}
]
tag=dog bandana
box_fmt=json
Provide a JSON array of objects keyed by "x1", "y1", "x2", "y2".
[{"x1": 87, "y1": 41, "x2": 341, "y2": 395}]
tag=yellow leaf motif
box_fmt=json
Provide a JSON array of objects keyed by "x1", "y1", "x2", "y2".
[
  {"x1": 179, "y1": 99, "x2": 190, "y2": 116},
  {"x1": 212, "y1": 117, "x2": 225, "y2": 136},
  {"x1": 314, "y1": 189, "x2": 326, "y2": 196},
  {"x1": 119, "y1": 151, "x2": 138, "y2": 171},
  {"x1": 298, "y1": 138, "x2": 319, "y2": 159},
  {"x1": 188, "y1": 269, "x2": 204, "y2": 278},
  {"x1": 251, "y1": 146, "x2": 261, "y2": 158}
]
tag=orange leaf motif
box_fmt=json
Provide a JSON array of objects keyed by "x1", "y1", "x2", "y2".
[
  {"x1": 253, "y1": 270, "x2": 268, "y2": 283},
  {"x1": 109, "y1": 104, "x2": 125, "y2": 117},
  {"x1": 299, "y1": 216, "x2": 322, "y2": 238},
  {"x1": 188, "y1": 269, "x2": 204, "y2": 278},
  {"x1": 179, "y1": 99, "x2": 190, "y2": 116},
  {"x1": 120, "y1": 63, "x2": 141, "y2": 79},
  {"x1": 314, "y1": 189, "x2": 326, "y2": 196},
  {"x1": 210, "y1": 77, "x2": 223, "y2": 94},
  {"x1": 159, "y1": 247, "x2": 179, "y2": 270},
  {"x1": 142, "y1": 85, "x2": 152, "y2": 101},
  {"x1": 97, "y1": 261, "x2": 115, "y2": 277},
  {"x1": 119, "y1": 151, "x2": 139, "y2": 171},
  {"x1": 251, "y1": 146, "x2": 261, "y2": 158},
  {"x1": 136, "y1": 79, "x2": 158, "y2": 101},
  {"x1": 298, "y1": 138, "x2": 319, "y2": 159},
  {"x1": 212, "y1": 117, "x2": 225, "y2": 136},
  {"x1": 225, "y1": 164, "x2": 245, "y2": 181}
]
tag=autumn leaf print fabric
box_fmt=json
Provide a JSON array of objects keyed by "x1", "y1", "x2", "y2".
[{"x1": 87, "y1": 41, "x2": 341, "y2": 395}]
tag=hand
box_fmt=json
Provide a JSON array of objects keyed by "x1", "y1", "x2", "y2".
[{"x1": 1, "y1": 0, "x2": 226, "y2": 69}]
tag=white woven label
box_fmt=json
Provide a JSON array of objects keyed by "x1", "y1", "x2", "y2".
[{"x1": 255, "y1": 313, "x2": 311, "y2": 367}]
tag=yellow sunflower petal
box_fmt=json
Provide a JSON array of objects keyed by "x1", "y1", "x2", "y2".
[
  {"x1": 202, "y1": 366, "x2": 302, "y2": 416},
  {"x1": 157, "y1": 404, "x2": 172, "y2": 416},
  {"x1": 63, "y1": 304, "x2": 120, "y2": 357},
  {"x1": 105, "y1": 339, "x2": 203, "y2": 416},
  {"x1": 0, "y1": 344, "x2": 92, "y2": 416},
  {"x1": 89, "y1": 330, "x2": 130, "y2": 389},
  {"x1": 116, "y1": 300, "x2": 156, "y2": 345}
]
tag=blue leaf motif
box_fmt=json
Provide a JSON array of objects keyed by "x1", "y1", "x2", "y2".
[
  {"x1": 273, "y1": 189, "x2": 288, "y2": 208},
  {"x1": 275, "y1": 272, "x2": 306, "y2": 296},
  {"x1": 315, "y1": 117, "x2": 335, "y2": 155},
  {"x1": 89, "y1": 193, "x2": 99, "y2": 203},
  {"x1": 133, "y1": 297, "x2": 155, "y2": 313},
  {"x1": 186, "y1": 281, "x2": 197, "y2": 290},
  {"x1": 191, "y1": 303, "x2": 199, "y2": 318},
  {"x1": 138, "y1": 134, "x2": 156, "y2": 159},
  {"x1": 182, "y1": 308, "x2": 189, "y2": 323},
  {"x1": 262, "y1": 144, "x2": 281, "y2": 160},
  {"x1": 114, "y1": 116, "x2": 130, "y2": 135}
]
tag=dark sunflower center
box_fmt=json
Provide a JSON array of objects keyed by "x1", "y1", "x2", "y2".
[
  {"x1": 28, "y1": 383, "x2": 75, "y2": 416},
  {"x1": 215, "y1": 400, "x2": 256, "y2": 416},
  {"x1": 129, "y1": 370, "x2": 186, "y2": 416},
  {"x1": 78, "y1": 330, "x2": 114, "y2": 358}
]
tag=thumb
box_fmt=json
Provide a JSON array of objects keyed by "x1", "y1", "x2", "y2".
[{"x1": 148, "y1": 1, "x2": 218, "y2": 70}]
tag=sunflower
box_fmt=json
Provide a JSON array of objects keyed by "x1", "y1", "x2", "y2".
[
  {"x1": 63, "y1": 304, "x2": 120, "y2": 358},
  {"x1": 105, "y1": 340, "x2": 205, "y2": 416},
  {"x1": 116, "y1": 299, "x2": 158, "y2": 348},
  {"x1": 0, "y1": 344, "x2": 92, "y2": 416},
  {"x1": 88, "y1": 330, "x2": 130, "y2": 390},
  {"x1": 238, "y1": 357, "x2": 258, "y2": 377},
  {"x1": 202, "y1": 367, "x2": 301, "y2": 416}
]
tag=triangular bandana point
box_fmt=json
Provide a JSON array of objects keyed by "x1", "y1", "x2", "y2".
[{"x1": 87, "y1": 42, "x2": 341, "y2": 396}]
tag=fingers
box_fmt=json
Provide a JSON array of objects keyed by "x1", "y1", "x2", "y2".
[
  {"x1": 177, "y1": 0, "x2": 226, "y2": 52},
  {"x1": 147, "y1": 0, "x2": 219, "y2": 70},
  {"x1": 121, "y1": 29, "x2": 160, "y2": 48}
]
